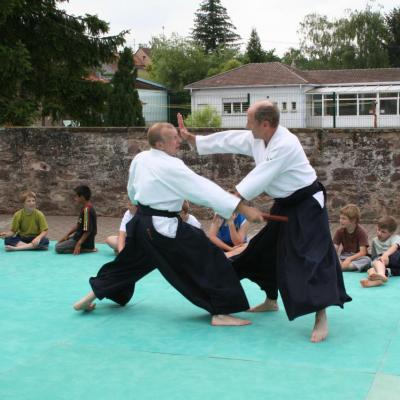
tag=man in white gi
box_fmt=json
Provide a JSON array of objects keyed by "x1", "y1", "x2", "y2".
[
  {"x1": 178, "y1": 101, "x2": 351, "y2": 342},
  {"x1": 74, "y1": 122, "x2": 264, "y2": 326}
]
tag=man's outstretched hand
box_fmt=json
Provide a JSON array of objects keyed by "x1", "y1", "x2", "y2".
[
  {"x1": 236, "y1": 203, "x2": 264, "y2": 223},
  {"x1": 177, "y1": 113, "x2": 196, "y2": 145}
]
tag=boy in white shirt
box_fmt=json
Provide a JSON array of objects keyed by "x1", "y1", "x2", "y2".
[
  {"x1": 105, "y1": 204, "x2": 137, "y2": 254},
  {"x1": 361, "y1": 216, "x2": 400, "y2": 287}
]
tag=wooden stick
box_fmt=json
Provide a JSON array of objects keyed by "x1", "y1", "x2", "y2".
[{"x1": 262, "y1": 213, "x2": 288, "y2": 222}]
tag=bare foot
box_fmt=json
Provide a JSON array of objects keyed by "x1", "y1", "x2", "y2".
[
  {"x1": 310, "y1": 309, "x2": 328, "y2": 343},
  {"x1": 5, "y1": 245, "x2": 16, "y2": 251},
  {"x1": 249, "y1": 299, "x2": 279, "y2": 312},
  {"x1": 73, "y1": 291, "x2": 97, "y2": 311},
  {"x1": 369, "y1": 272, "x2": 387, "y2": 282},
  {"x1": 211, "y1": 314, "x2": 251, "y2": 326},
  {"x1": 367, "y1": 268, "x2": 375, "y2": 277},
  {"x1": 360, "y1": 279, "x2": 384, "y2": 288}
]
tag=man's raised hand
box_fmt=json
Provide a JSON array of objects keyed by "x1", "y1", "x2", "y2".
[{"x1": 177, "y1": 113, "x2": 196, "y2": 145}]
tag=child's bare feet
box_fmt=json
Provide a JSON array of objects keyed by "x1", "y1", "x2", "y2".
[
  {"x1": 369, "y1": 272, "x2": 387, "y2": 282},
  {"x1": 248, "y1": 298, "x2": 279, "y2": 312},
  {"x1": 367, "y1": 268, "x2": 375, "y2": 277},
  {"x1": 211, "y1": 314, "x2": 251, "y2": 326},
  {"x1": 5, "y1": 245, "x2": 16, "y2": 251},
  {"x1": 360, "y1": 279, "x2": 384, "y2": 288},
  {"x1": 310, "y1": 309, "x2": 328, "y2": 343}
]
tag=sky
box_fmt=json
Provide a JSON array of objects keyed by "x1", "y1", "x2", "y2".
[{"x1": 62, "y1": 0, "x2": 400, "y2": 56}]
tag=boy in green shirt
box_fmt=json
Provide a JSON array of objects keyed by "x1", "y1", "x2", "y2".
[{"x1": 0, "y1": 191, "x2": 49, "y2": 251}]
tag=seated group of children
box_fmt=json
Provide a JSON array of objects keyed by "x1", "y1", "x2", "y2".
[
  {"x1": 3, "y1": 193, "x2": 399, "y2": 290},
  {"x1": 0, "y1": 191, "x2": 204, "y2": 256},
  {"x1": 333, "y1": 204, "x2": 400, "y2": 288},
  {"x1": 1, "y1": 186, "x2": 246, "y2": 258},
  {"x1": 1, "y1": 186, "x2": 97, "y2": 255}
]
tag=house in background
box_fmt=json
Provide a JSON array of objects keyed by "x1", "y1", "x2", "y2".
[
  {"x1": 136, "y1": 78, "x2": 168, "y2": 124},
  {"x1": 133, "y1": 47, "x2": 152, "y2": 71},
  {"x1": 94, "y1": 54, "x2": 167, "y2": 125},
  {"x1": 184, "y1": 63, "x2": 400, "y2": 128}
]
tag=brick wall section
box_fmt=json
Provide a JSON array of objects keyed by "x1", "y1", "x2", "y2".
[{"x1": 0, "y1": 127, "x2": 399, "y2": 222}]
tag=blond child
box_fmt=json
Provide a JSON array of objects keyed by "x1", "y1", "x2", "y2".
[
  {"x1": 0, "y1": 191, "x2": 49, "y2": 251},
  {"x1": 333, "y1": 204, "x2": 370, "y2": 271}
]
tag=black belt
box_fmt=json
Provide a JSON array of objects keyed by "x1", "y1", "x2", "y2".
[
  {"x1": 137, "y1": 203, "x2": 180, "y2": 218},
  {"x1": 275, "y1": 180, "x2": 325, "y2": 207}
]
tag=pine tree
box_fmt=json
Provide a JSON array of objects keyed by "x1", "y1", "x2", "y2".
[
  {"x1": 106, "y1": 47, "x2": 145, "y2": 126},
  {"x1": 245, "y1": 28, "x2": 267, "y2": 63},
  {"x1": 191, "y1": 0, "x2": 240, "y2": 53}
]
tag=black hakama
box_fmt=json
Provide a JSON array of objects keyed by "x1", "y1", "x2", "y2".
[
  {"x1": 233, "y1": 181, "x2": 351, "y2": 320},
  {"x1": 89, "y1": 206, "x2": 249, "y2": 315}
]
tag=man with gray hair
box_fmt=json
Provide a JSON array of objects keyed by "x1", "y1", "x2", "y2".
[
  {"x1": 178, "y1": 101, "x2": 351, "y2": 342},
  {"x1": 74, "y1": 122, "x2": 264, "y2": 326}
]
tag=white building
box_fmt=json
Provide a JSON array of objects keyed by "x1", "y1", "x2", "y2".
[
  {"x1": 185, "y1": 63, "x2": 400, "y2": 128},
  {"x1": 136, "y1": 78, "x2": 168, "y2": 125}
]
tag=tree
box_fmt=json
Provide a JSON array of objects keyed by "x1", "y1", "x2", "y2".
[
  {"x1": 297, "y1": 4, "x2": 390, "y2": 70},
  {"x1": 191, "y1": 0, "x2": 240, "y2": 53},
  {"x1": 281, "y1": 48, "x2": 310, "y2": 69},
  {"x1": 207, "y1": 58, "x2": 242, "y2": 77},
  {"x1": 184, "y1": 105, "x2": 221, "y2": 127},
  {"x1": 106, "y1": 47, "x2": 145, "y2": 126},
  {"x1": 149, "y1": 34, "x2": 211, "y2": 91},
  {"x1": 206, "y1": 46, "x2": 242, "y2": 76},
  {"x1": 386, "y1": 8, "x2": 400, "y2": 67},
  {"x1": 264, "y1": 49, "x2": 281, "y2": 62},
  {"x1": 0, "y1": 0, "x2": 126, "y2": 126},
  {"x1": 245, "y1": 28, "x2": 267, "y2": 63}
]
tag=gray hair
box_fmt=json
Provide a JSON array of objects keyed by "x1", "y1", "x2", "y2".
[{"x1": 254, "y1": 102, "x2": 280, "y2": 128}]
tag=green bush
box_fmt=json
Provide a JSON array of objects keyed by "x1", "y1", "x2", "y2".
[{"x1": 184, "y1": 105, "x2": 221, "y2": 127}]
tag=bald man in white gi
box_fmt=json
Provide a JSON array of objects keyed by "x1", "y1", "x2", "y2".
[{"x1": 74, "y1": 122, "x2": 264, "y2": 326}]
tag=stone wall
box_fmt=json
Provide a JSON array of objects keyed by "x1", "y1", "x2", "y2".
[{"x1": 0, "y1": 127, "x2": 399, "y2": 222}]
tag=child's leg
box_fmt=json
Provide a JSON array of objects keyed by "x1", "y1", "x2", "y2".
[
  {"x1": 105, "y1": 235, "x2": 118, "y2": 251},
  {"x1": 350, "y1": 256, "x2": 371, "y2": 272},
  {"x1": 5, "y1": 241, "x2": 35, "y2": 251},
  {"x1": 360, "y1": 279, "x2": 384, "y2": 288},
  {"x1": 369, "y1": 259, "x2": 388, "y2": 282},
  {"x1": 55, "y1": 238, "x2": 77, "y2": 254},
  {"x1": 340, "y1": 253, "x2": 358, "y2": 271}
]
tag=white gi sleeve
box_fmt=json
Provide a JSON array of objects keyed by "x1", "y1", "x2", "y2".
[
  {"x1": 196, "y1": 130, "x2": 253, "y2": 157},
  {"x1": 127, "y1": 159, "x2": 137, "y2": 205},
  {"x1": 119, "y1": 210, "x2": 133, "y2": 232},
  {"x1": 166, "y1": 159, "x2": 240, "y2": 219},
  {"x1": 235, "y1": 144, "x2": 289, "y2": 200}
]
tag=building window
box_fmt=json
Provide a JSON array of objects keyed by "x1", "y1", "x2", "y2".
[
  {"x1": 379, "y1": 92, "x2": 398, "y2": 115},
  {"x1": 312, "y1": 95, "x2": 322, "y2": 116},
  {"x1": 291, "y1": 102, "x2": 297, "y2": 112},
  {"x1": 282, "y1": 102, "x2": 287, "y2": 112},
  {"x1": 324, "y1": 94, "x2": 335, "y2": 116},
  {"x1": 358, "y1": 93, "x2": 376, "y2": 115},
  {"x1": 339, "y1": 94, "x2": 357, "y2": 115},
  {"x1": 222, "y1": 98, "x2": 249, "y2": 114},
  {"x1": 223, "y1": 102, "x2": 232, "y2": 114}
]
